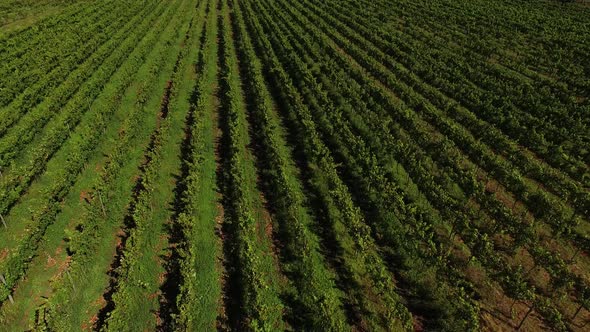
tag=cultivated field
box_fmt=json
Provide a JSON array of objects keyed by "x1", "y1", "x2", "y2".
[{"x1": 0, "y1": 0, "x2": 589, "y2": 331}]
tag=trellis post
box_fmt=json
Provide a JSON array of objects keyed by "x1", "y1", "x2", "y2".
[{"x1": 0, "y1": 274, "x2": 14, "y2": 304}]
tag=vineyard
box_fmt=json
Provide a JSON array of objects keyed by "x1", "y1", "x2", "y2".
[{"x1": 0, "y1": 0, "x2": 589, "y2": 330}]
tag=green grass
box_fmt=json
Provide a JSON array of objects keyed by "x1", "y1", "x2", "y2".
[
  {"x1": 0, "y1": 0, "x2": 159, "y2": 254},
  {"x1": 218, "y1": 0, "x2": 287, "y2": 328},
  {"x1": 1, "y1": 0, "x2": 589, "y2": 331},
  {"x1": 101, "y1": 1, "x2": 205, "y2": 330},
  {"x1": 0, "y1": 0, "x2": 170, "y2": 306},
  {"x1": 28, "y1": 0, "x2": 194, "y2": 329},
  {"x1": 173, "y1": 0, "x2": 226, "y2": 330},
  {"x1": 0, "y1": 6, "x2": 64, "y2": 38}
]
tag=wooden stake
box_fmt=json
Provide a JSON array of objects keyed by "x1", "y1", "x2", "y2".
[
  {"x1": 572, "y1": 302, "x2": 584, "y2": 320},
  {"x1": 517, "y1": 305, "x2": 534, "y2": 330},
  {"x1": 66, "y1": 270, "x2": 76, "y2": 291},
  {"x1": 570, "y1": 247, "x2": 581, "y2": 263},
  {"x1": 0, "y1": 274, "x2": 14, "y2": 304},
  {"x1": 98, "y1": 192, "x2": 107, "y2": 217}
]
